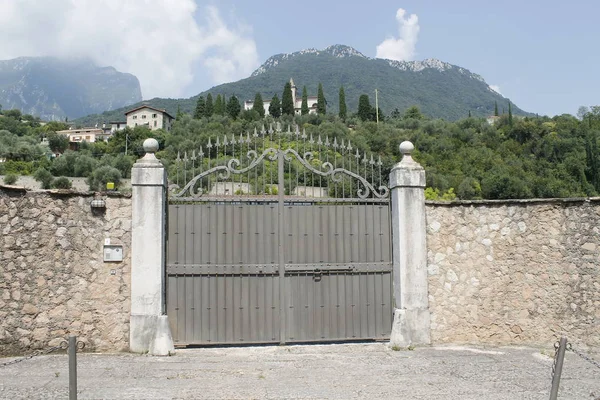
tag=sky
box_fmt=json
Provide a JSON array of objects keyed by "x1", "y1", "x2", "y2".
[{"x1": 0, "y1": 0, "x2": 598, "y2": 117}]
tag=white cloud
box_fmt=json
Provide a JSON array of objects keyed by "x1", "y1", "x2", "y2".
[
  {"x1": 0, "y1": 1, "x2": 259, "y2": 99},
  {"x1": 376, "y1": 8, "x2": 420, "y2": 61},
  {"x1": 490, "y1": 85, "x2": 502, "y2": 95}
]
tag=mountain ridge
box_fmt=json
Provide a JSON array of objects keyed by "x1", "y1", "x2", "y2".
[
  {"x1": 0, "y1": 56, "x2": 142, "y2": 121},
  {"x1": 74, "y1": 44, "x2": 530, "y2": 125}
]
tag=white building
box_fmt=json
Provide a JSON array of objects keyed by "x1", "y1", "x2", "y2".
[
  {"x1": 244, "y1": 79, "x2": 318, "y2": 116},
  {"x1": 125, "y1": 105, "x2": 174, "y2": 131},
  {"x1": 56, "y1": 127, "x2": 110, "y2": 143}
]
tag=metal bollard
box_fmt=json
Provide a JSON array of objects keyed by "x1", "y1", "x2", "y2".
[
  {"x1": 550, "y1": 337, "x2": 567, "y2": 400},
  {"x1": 69, "y1": 335, "x2": 77, "y2": 400}
]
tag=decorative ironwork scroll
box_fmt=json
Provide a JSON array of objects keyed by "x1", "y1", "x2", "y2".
[{"x1": 170, "y1": 124, "x2": 389, "y2": 201}]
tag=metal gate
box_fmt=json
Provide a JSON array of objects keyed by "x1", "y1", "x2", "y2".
[{"x1": 167, "y1": 124, "x2": 392, "y2": 345}]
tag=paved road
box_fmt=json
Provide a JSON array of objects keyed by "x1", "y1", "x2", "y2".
[{"x1": 1, "y1": 343, "x2": 599, "y2": 399}]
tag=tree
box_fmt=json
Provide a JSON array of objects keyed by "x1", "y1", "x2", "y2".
[
  {"x1": 494, "y1": 101, "x2": 499, "y2": 117},
  {"x1": 269, "y1": 94, "x2": 281, "y2": 118},
  {"x1": 47, "y1": 133, "x2": 70, "y2": 153},
  {"x1": 468, "y1": 110, "x2": 472, "y2": 118},
  {"x1": 301, "y1": 86, "x2": 309, "y2": 115},
  {"x1": 214, "y1": 95, "x2": 224, "y2": 115},
  {"x1": 176, "y1": 105, "x2": 183, "y2": 119},
  {"x1": 338, "y1": 86, "x2": 347, "y2": 120},
  {"x1": 508, "y1": 102, "x2": 513, "y2": 126},
  {"x1": 404, "y1": 105, "x2": 424, "y2": 120},
  {"x1": 226, "y1": 95, "x2": 241, "y2": 119},
  {"x1": 34, "y1": 168, "x2": 54, "y2": 189},
  {"x1": 317, "y1": 83, "x2": 326, "y2": 114},
  {"x1": 358, "y1": 94, "x2": 372, "y2": 122},
  {"x1": 282, "y1": 82, "x2": 294, "y2": 116},
  {"x1": 87, "y1": 165, "x2": 122, "y2": 191},
  {"x1": 205, "y1": 94, "x2": 214, "y2": 118},
  {"x1": 194, "y1": 96, "x2": 206, "y2": 119},
  {"x1": 252, "y1": 93, "x2": 265, "y2": 117}
]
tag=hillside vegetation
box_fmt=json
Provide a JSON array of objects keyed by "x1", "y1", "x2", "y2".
[{"x1": 2, "y1": 103, "x2": 600, "y2": 200}]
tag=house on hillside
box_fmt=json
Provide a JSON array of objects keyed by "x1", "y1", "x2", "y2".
[
  {"x1": 244, "y1": 79, "x2": 318, "y2": 116},
  {"x1": 125, "y1": 105, "x2": 174, "y2": 131},
  {"x1": 56, "y1": 127, "x2": 111, "y2": 143},
  {"x1": 110, "y1": 121, "x2": 127, "y2": 133},
  {"x1": 55, "y1": 127, "x2": 112, "y2": 151}
]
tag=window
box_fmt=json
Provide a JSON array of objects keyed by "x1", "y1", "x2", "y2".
[
  {"x1": 154, "y1": 120, "x2": 157, "y2": 127},
  {"x1": 142, "y1": 115, "x2": 147, "y2": 119},
  {"x1": 132, "y1": 115, "x2": 137, "y2": 119},
  {"x1": 152, "y1": 113, "x2": 157, "y2": 118}
]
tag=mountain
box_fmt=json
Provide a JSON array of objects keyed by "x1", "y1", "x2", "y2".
[
  {"x1": 74, "y1": 44, "x2": 529, "y2": 125},
  {"x1": 0, "y1": 57, "x2": 142, "y2": 121}
]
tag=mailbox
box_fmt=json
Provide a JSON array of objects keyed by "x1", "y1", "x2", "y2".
[{"x1": 103, "y1": 245, "x2": 123, "y2": 262}]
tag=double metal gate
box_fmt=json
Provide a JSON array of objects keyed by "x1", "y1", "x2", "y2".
[{"x1": 166, "y1": 125, "x2": 392, "y2": 345}]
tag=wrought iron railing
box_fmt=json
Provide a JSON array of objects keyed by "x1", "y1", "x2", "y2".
[{"x1": 170, "y1": 123, "x2": 388, "y2": 202}]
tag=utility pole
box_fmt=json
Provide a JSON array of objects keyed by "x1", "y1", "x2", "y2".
[{"x1": 375, "y1": 89, "x2": 379, "y2": 126}]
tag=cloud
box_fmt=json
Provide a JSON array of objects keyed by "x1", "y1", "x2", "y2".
[
  {"x1": 376, "y1": 8, "x2": 420, "y2": 61},
  {"x1": 0, "y1": 1, "x2": 259, "y2": 99},
  {"x1": 490, "y1": 85, "x2": 502, "y2": 95},
  {"x1": 197, "y1": 6, "x2": 260, "y2": 86}
]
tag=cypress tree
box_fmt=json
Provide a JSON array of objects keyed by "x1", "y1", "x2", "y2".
[
  {"x1": 338, "y1": 86, "x2": 347, "y2": 120},
  {"x1": 468, "y1": 110, "x2": 472, "y2": 118},
  {"x1": 508, "y1": 102, "x2": 513, "y2": 126},
  {"x1": 176, "y1": 104, "x2": 183, "y2": 119},
  {"x1": 357, "y1": 94, "x2": 371, "y2": 121},
  {"x1": 205, "y1": 94, "x2": 214, "y2": 118},
  {"x1": 317, "y1": 83, "x2": 326, "y2": 115},
  {"x1": 301, "y1": 86, "x2": 309, "y2": 115},
  {"x1": 194, "y1": 96, "x2": 206, "y2": 119},
  {"x1": 252, "y1": 93, "x2": 265, "y2": 117},
  {"x1": 226, "y1": 95, "x2": 241, "y2": 119},
  {"x1": 269, "y1": 94, "x2": 281, "y2": 118},
  {"x1": 214, "y1": 95, "x2": 224, "y2": 115},
  {"x1": 494, "y1": 101, "x2": 499, "y2": 117},
  {"x1": 282, "y1": 82, "x2": 295, "y2": 116}
]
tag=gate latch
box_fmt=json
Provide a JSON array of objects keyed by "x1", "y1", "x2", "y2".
[{"x1": 313, "y1": 268, "x2": 322, "y2": 282}]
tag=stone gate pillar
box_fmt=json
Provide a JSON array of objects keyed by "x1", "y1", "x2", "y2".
[
  {"x1": 389, "y1": 141, "x2": 431, "y2": 347},
  {"x1": 130, "y1": 138, "x2": 174, "y2": 355}
]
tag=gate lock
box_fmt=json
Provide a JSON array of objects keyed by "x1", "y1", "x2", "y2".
[{"x1": 313, "y1": 268, "x2": 322, "y2": 282}]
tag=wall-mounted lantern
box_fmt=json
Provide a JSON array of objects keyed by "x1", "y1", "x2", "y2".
[{"x1": 90, "y1": 198, "x2": 106, "y2": 209}]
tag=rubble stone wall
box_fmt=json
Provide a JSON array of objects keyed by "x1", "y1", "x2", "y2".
[
  {"x1": 0, "y1": 187, "x2": 131, "y2": 355},
  {"x1": 427, "y1": 199, "x2": 600, "y2": 347}
]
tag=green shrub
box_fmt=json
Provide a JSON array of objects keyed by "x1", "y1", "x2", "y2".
[
  {"x1": 34, "y1": 168, "x2": 54, "y2": 189},
  {"x1": 3, "y1": 174, "x2": 17, "y2": 185},
  {"x1": 3, "y1": 160, "x2": 34, "y2": 175},
  {"x1": 87, "y1": 166, "x2": 122, "y2": 191},
  {"x1": 52, "y1": 176, "x2": 72, "y2": 189}
]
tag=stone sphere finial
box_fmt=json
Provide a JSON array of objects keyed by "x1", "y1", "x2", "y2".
[
  {"x1": 399, "y1": 141, "x2": 414, "y2": 155},
  {"x1": 143, "y1": 138, "x2": 159, "y2": 154}
]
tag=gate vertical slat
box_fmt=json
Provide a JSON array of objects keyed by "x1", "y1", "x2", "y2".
[
  {"x1": 241, "y1": 268, "x2": 250, "y2": 342},
  {"x1": 277, "y1": 150, "x2": 286, "y2": 344}
]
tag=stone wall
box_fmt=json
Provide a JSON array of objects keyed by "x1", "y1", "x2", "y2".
[
  {"x1": 427, "y1": 199, "x2": 600, "y2": 347},
  {"x1": 0, "y1": 187, "x2": 131, "y2": 355}
]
